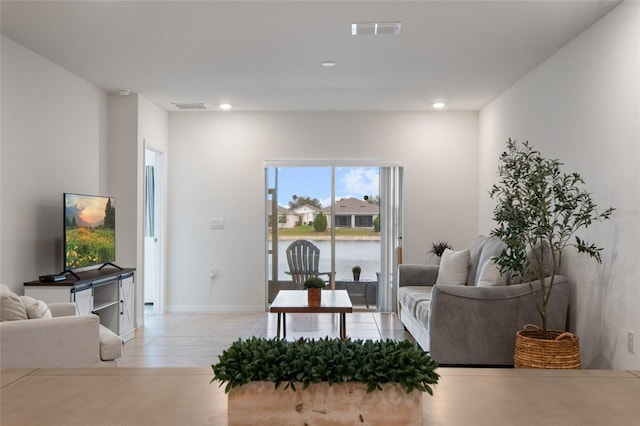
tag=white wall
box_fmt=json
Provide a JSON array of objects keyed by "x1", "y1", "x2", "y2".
[
  {"x1": 0, "y1": 35, "x2": 108, "y2": 291},
  {"x1": 167, "y1": 112, "x2": 478, "y2": 311},
  {"x1": 138, "y1": 96, "x2": 169, "y2": 322},
  {"x1": 108, "y1": 93, "x2": 168, "y2": 325},
  {"x1": 479, "y1": 1, "x2": 639, "y2": 369},
  {"x1": 107, "y1": 94, "x2": 138, "y2": 270}
]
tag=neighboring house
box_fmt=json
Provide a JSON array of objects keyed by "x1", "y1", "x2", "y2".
[
  {"x1": 268, "y1": 199, "x2": 379, "y2": 229},
  {"x1": 267, "y1": 201, "x2": 298, "y2": 229},
  {"x1": 291, "y1": 204, "x2": 321, "y2": 226},
  {"x1": 322, "y1": 197, "x2": 379, "y2": 229}
]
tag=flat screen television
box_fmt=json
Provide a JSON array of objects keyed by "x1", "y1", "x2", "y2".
[{"x1": 64, "y1": 193, "x2": 116, "y2": 271}]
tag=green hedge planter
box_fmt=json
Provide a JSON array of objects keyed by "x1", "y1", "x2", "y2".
[{"x1": 212, "y1": 337, "x2": 439, "y2": 425}]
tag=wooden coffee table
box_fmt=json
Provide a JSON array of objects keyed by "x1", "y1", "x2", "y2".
[{"x1": 270, "y1": 290, "x2": 353, "y2": 339}]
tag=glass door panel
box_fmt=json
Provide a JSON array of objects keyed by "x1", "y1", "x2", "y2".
[
  {"x1": 267, "y1": 167, "x2": 332, "y2": 303},
  {"x1": 332, "y1": 167, "x2": 380, "y2": 309}
]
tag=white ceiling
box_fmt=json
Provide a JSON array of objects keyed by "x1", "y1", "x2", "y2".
[{"x1": 0, "y1": 1, "x2": 621, "y2": 112}]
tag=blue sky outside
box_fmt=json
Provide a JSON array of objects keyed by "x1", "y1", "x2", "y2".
[{"x1": 269, "y1": 167, "x2": 380, "y2": 208}]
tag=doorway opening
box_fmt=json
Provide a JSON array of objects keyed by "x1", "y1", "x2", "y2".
[{"x1": 144, "y1": 146, "x2": 165, "y2": 314}]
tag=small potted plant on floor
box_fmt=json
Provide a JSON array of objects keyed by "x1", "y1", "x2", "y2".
[
  {"x1": 428, "y1": 241, "x2": 452, "y2": 264},
  {"x1": 211, "y1": 337, "x2": 439, "y2": 424},
  {"x1": 490, "y1": 139, "x2": 614, "y2": 368},
  {"x1": 303, "y1": 276, "x2": 325, "y2": 306},
  {"x1": 352, "y1": 265, "x2": 361, "y2": 281}
]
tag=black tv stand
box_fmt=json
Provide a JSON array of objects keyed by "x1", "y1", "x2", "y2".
[
  {"x1": 98, "y1": 262, "x2": 123, "y2": 271},
  {"x1": 60, "y1": 269, "x2": 81, "y2": 280}
]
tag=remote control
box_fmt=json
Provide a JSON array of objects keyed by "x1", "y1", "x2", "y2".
[{"x1": 39, "y1": 274, "x2": 67, "y2": 282}]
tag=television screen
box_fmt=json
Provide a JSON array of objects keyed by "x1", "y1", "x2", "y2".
[{"x1": 64, "y1": 193, "x2": 116, "y2": 270}]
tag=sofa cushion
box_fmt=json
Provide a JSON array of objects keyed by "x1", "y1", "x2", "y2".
[
  {"x1": 19, "y1": 296, "x2": 53, "y2": 319},
  {"x1": 467, "y1": 236, "x2": 508, "y2": 287},
  {"x1": 477, "y1": 258, "x2": 508, "y2": 287},
  {"x1": 398, "y1": 286, "x2": 433, "y2": 316},
  {"x1": 414, "y1": 300, "x2": 431, "y2": 325},
  {"x1": 99, "y1": 325, "x2": 123, "y2": 361},
  {"x1": 0, "y1": 288, "x2": 28, "y2": 321},
  {"x1": 436, "y1": 249, "x2": 470, "y2": 286}
]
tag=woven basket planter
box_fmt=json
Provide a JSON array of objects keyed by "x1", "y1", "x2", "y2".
[{"x1": 514, "y1": 324, "x2": 581, "y2": 369}]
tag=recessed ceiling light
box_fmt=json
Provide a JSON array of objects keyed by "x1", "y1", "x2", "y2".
[
  {"x1": 321, "y1": 61, "x2": 337, "y2": 67},
  {"x1": 432, "y1": 102, "x2": 446, "y2": 109},
  {"x1": 219, "y1": 103, "x2": 232, "y2": 111}
]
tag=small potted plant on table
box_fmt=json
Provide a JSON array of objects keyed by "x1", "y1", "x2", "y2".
[
  {"x1": 352, "y1": 265, "x2": 361, "y2": 281},
  {"x1": 303, "y1": 276, "x2": 326, "y2": 306}
]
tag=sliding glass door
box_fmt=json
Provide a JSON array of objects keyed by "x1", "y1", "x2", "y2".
[{"x1": 266, "y1": 162, "x2": 402, "y2": 312}]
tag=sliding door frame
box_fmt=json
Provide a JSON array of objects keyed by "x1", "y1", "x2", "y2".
[{"x1": 264, "y1": 160, "x2": 404, "y2": 312}]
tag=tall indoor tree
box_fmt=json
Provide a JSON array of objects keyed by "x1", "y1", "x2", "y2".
[{"x1": 489, "y1": 139, "x2": 614, "y2": 332}]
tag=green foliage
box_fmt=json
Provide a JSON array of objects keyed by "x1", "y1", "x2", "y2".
[
  {"x1": 489, "y1": 139, "x2": 614, "y2": 330},
  {"x1": 65, "y1": 227, "x2": 116, "y2": 268},
  {"x1": 313, "y1": 212, "x2": 328, "y2": 232},
  {"x1": 288, "y1": 196, "x2": 322, "y2": 209},
  {"x1": 373, "y1": 215, "x2": 380, "y2": 232},
  {"x1": 303, "y1": 276, "x2": 326, "y2": 289},
  {"x1": 211, "y1": 337, "x2": 439, "y2": 395},
  {"x1": 272, "y1": 225, "x2": 379, "y2": 239},
  {"x1": 365, "y1": 195, "x2": 381, "y2": 205},
  {"x1": 352, "y1": 265, "x2": 361, "y2": 273},
  {"x1": 428, "y1": 241, "x2": 452, "y2": 257},
  {"x1": 103, "y1": 198, "x2": 115, "y2": 229}
]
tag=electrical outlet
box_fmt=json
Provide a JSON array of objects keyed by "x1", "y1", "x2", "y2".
[{"x1": 628, "y1": 331, "x2": 634, "y2": 353}]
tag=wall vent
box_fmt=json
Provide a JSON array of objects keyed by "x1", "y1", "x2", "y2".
[{"x1": 172, "y1": 102, "x2": 208, "y2": 110}]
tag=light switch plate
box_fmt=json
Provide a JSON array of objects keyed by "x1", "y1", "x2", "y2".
[{"x1": 210, "y1": 217, "x2": 225, "y2": 229}]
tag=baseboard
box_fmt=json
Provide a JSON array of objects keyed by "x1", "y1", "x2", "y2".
[{"x1": 168, "y1": 305, "x2": 266, "y2": 314}]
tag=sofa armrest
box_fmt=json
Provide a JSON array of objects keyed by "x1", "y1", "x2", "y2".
[
  {"x1": 398, "y1": 264, "x2": 438, "y2": 287},
  {"x1": 427, "y1": 276, "x2": 570, "y2": 365},
  {"x1": 0, "y1": 314, "x2": 104, "y2": 368},
  {"x1": 49, "y1": 303, "x2": 76, "y2": 317}
]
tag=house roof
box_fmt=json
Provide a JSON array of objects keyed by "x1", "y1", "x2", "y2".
[
  {"x1": 322, "y1": 198, "x2": 379, "y2": 215},
  {"x1": 267, "y1": 201, "x2": 290, "y2": 215},
  {"x1": 291, "y1": 204, "x2": 321, "y2": 215},
  {"x1": 0, "y1": 1, "x2": 620, "y2": 112}
]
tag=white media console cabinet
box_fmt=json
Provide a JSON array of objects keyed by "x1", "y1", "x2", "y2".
[{"x1": 24, "y1": 267, "x2": 135, "y2": 342}]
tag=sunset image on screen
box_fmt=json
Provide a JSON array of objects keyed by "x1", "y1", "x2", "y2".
[{"x1": 64, "y1": 194, "x2": 115, "y2": 269}]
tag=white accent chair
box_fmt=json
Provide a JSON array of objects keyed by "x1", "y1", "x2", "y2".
[{"x1": 0, "y1": 284, "x2": 122, "y2": 368}]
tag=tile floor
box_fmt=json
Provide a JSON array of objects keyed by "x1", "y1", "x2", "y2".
[{"x1": 118, "y1": 308, "x2": 411, "y2": 367}]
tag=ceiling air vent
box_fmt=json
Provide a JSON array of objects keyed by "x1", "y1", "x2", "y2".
[
  {"x1": 352, "y1": 22, "x2": 402, "y2": 36},
  {"x1": 172, "y1": 102, "x2": 208, "y2": 110}
]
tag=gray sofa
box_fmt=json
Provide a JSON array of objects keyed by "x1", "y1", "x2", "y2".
[{"x1": 398, "y1": 236, "x2": 571, "y2": 365}]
